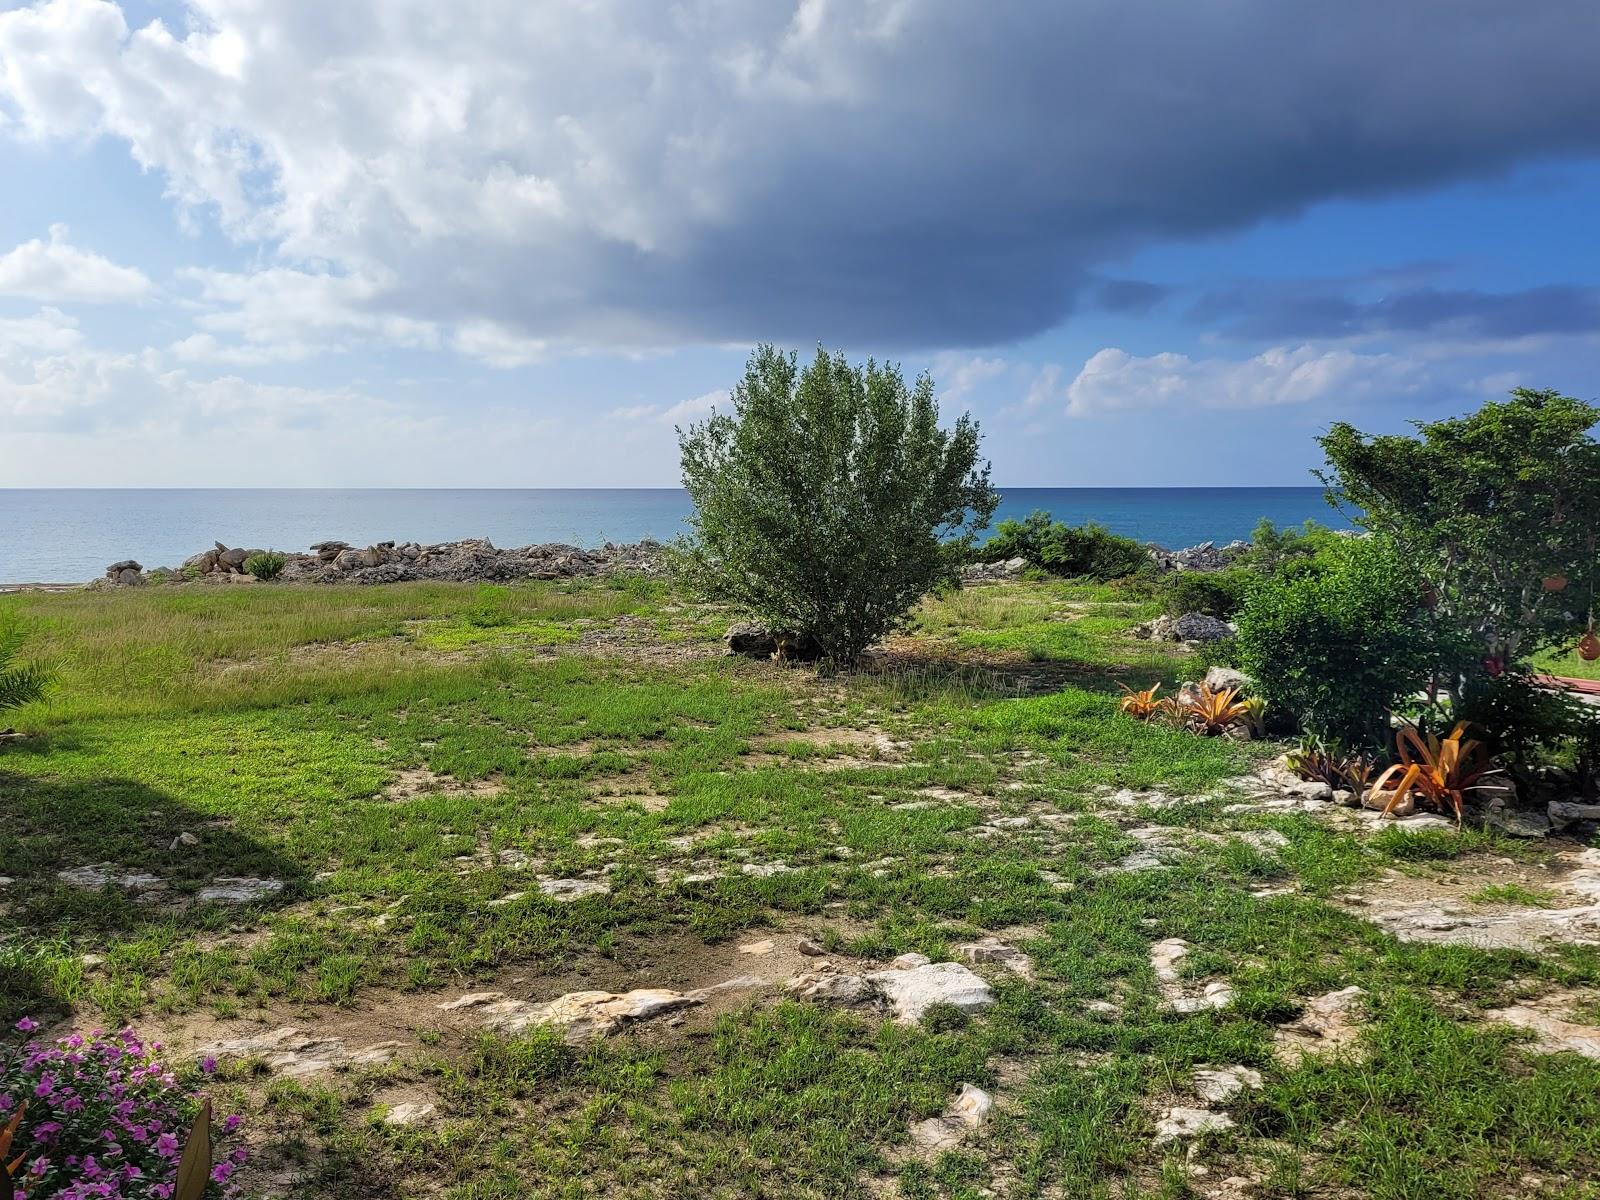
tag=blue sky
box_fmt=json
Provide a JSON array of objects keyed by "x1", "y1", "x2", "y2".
[{"x1": 1, "y1": 0, "x2": 1597, "y2": 487}]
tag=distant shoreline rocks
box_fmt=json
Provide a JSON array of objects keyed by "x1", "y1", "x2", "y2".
[{"x1": 88, "y1": 537, "x2": 668, "y2": 589}]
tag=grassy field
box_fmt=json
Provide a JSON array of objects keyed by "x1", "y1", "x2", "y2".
[{"x1": 4, "y1": 577, "x2": 1600, "y2": 1198}]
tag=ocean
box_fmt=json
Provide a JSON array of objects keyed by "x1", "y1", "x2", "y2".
[{"x1": 0, "y1": 487, "x2": 1353, "y2": 584}]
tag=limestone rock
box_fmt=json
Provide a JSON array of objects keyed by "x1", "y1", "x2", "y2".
[
  {"x1": 443, "y1": 987, "x2": 701, "y2": 1043},
  {"x1": 955, "y1": 936, "x2": 1034, "y2": 979},
  {"x1": 197, "y1": 877, "x2": 284, "y2": 904},
  {"x1": 909, "y1": 1083, "x2": 993, "y2": 1152},
  {"x1": 57, "y1": 864, "x2": 164, "y2": 892},
  {"x1": 1203, "y1": 666, "x2": 1254, "y2": 694},
  {"x1": 198, "y1": 1027, "x2": 404, "y2": 1077},
  {"x1": 866, "y1": 960, "x2": 995, "y2": 1024},
  {"x1": 383, "y1": 1101, "x2": 438, "y2": 1127},
  {"x1": 1275, "y1": 986, "x2": 1366, "y2": 1061},
  {"x1": 1193, "y1": 1065, "x2": 1263, "y2": 1103},
  {"x1": 1153, "y1": 1106, "x2": 1234, "y2": 1145},
  {"x1": 537, "y1": 877, "x2": 610, "y2": 901},
  {"x1": 784, "y1": 963, "x2": 879, "y2": 1008},
  {"x1": 1487, "y1": 1005, "x2": 1600, "y2": 1058}
]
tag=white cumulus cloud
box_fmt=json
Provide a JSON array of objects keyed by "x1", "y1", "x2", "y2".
[{"x1": 0, "y1": 224, "x2": 152, "y2": 302}]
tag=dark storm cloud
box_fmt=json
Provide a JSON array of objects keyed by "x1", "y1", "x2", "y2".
[
  {"x1": 9, "y1": 0, "x2": 1600, "y2": 349},
  {"x1": 1193, "y1": 280, "x2": 1600, "y2": 342}
]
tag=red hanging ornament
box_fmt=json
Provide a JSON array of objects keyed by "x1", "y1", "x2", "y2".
[
  {"x1": 1580, "y1": 630, "x2": 1600, "y2": 662},
  {"x1": 1544, "y1": 574, "x2": 1569, "y2": 592}
]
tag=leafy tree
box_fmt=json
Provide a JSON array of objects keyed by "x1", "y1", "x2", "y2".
[
  {"x1": 0, "y1": 614, "x2": 49, "y2": 714},
  {"x1": 1319, "y1": 388, "x2": 1600, "y2": 680},
  {"x1": 673, "y1": 345, "x2": 997, "y2": 663},
  {"x1": 1235, "y1": 536, "x2": 1440, "y2": 747}
]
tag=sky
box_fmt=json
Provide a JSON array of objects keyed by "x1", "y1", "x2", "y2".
[{"x1": 1, "y1": 0, "x2": 1598, "y2": 488}]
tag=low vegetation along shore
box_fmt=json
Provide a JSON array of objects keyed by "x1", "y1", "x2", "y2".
[{"x1": 2, "y1": 354, "x2": 1599, "y2": 1199}]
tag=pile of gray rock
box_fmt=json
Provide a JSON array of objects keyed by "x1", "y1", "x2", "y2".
[
  {"x1": 960, "y1": 556, "x2": 1028, "y2": 583},
  {"x1": 1131, "y1": 612, "x2": 1236, "y2": 643},
  {"x1": 1146, "y1": 539, "x2": 1251, "y2": 573},
  {"x1": 95, "y1": 538, "x2": 666, "y2": 587}
]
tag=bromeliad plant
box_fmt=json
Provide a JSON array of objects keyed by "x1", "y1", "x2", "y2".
[
  {"x1": 1117, "y1": 683, "x2": 1167, "y2": 721},
  {"x1": 1287, "y1": 734, "x2": 1379, "y2": 796},
  {"x1": 1178, "y1": 684, "x2": 1252, "y2": 737},
  {"x1": 0, "y1": 1019, "x2": 244, "y2": 1199},
  {"x1": 1368, "y1": 720, "x2": 1494, "y2": 826}
]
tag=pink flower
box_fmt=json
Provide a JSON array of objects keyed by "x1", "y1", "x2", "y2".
[{"x1": 15, "y1": 1016, "x2": 39, "y2": 1033}]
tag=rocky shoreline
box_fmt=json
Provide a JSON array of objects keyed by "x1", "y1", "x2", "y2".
[
  {"x1": 87, "y1": 537, "x2": 668, "y2": 588},
  {"x1": 13, "y1": 533, "x2": 1308, "y2": 592}
]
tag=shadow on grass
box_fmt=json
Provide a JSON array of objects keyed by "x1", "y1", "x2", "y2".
[
  {"x1": 0, "y1": 767, "x2": 304, "y2": 1020},
  {"x1": 850, "y1": 647, "x2": 1184, "y2": 700}
]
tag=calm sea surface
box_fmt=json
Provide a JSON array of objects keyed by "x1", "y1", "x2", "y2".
[{"x1": 0, "y1": 487, "x2": 1352, "y2": 583}]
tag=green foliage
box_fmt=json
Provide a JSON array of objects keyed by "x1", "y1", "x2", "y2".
[
  {"x1": 1453, "y1": 672, "x2": 1591, "y2": 766},
  {"x1": 1160, "y1": 566, "x2": 1255, "y2": 618},
  {"x1": 1235, "y1": 536, "x2": 1439, "y2": 746},
  {"x1": 1319, "y1": 387, "x2": 1600, "y2": 672},
  {"x1": 1242, "y1": 517, "x2": 1348, "y2": 575},
  {"x1": 242, "y1": 551, "x2": 286, "y2": 581},
  {"x1": 0, "y1": 614, "x2": 49, "y2": 714},
  {"x1": 673, "y1": 345, "x2": 997, "y2": 662},
  {"x1": 979, "y1": 510, "x2": 1148, "y2": 581}
]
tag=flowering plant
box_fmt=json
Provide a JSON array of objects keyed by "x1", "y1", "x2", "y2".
[{"x1": 1, "y1": 1019, "x2": 246, "y2": 1199}]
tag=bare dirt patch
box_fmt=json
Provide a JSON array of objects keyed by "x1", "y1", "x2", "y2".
[{"x1": 380, "y1": 765, "x2": 505, "y2": 802}]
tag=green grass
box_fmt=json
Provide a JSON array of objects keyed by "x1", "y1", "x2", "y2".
[{"x1": 3, "y1": 577, "x2": 1598, "y2": 1197}]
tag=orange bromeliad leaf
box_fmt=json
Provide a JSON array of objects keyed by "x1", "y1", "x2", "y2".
[
  {"x1": 1370, "y1": 720, "x2": 1492, "y2": 826},
  {"x1": 173, "y1": 1100, "x2": 213, "y2": 1200},
  {"x1": 1117, "y1": 682, "x2": 1164, "y2": 720},
  {"x1": 1181, "y1": 684, "x2": 1251, "y2": 735}
]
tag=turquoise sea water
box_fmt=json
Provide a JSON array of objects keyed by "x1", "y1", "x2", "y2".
[{"x1": 0, "y1": 488, "x2": 1353, "y2": 583}]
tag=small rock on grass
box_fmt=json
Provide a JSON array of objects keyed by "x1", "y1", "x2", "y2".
[
  {"x1": 1193, "y1": 1066, "x2": 1262, "y2": 1103},
  {"x1": 383, "y1": 1101, "x2": 438, "y2": 1127},
  {"x1": 909, "y1": 1084, "x2": 993, "y2": 1152},
  {"x1": 1154, "y1": 1106, "x2": 1234, "y2": 1145},
  {"x1": 955, "y1": 936, "x2": 1034, "y2": 978}
]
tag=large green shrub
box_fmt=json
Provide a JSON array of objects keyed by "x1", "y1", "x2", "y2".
[
  {"x1": 980, "y1": 511, "x2": 1148, "y2": 580},
  {"x1": 1235, "y1": 537, "x2": 1440, "y2": 746},
  {"x1": 1161, "y1": 567, "x2": 1255, "y2": 618},
  {"x1": 673, "y1": 345, "x2": 997, "y2": 663},
  {"x1": 1319, "y1": 388, "x2": 1600, "y2": 678}
]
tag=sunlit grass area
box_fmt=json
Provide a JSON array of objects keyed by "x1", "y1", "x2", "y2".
[{"x1": 3, "y1": 577, "x2": 1599, "y2": 1198}]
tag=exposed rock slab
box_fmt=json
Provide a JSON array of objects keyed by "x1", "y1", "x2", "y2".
[
  {"x1": 440, "y1": 987, "x2": 699, "y2": 1043},
  {"x1": 867, "y1": 960, "x2": 996, "y2": 1023},
  {"x1": 955, "y1": 936, "x2": 1034, "y2": 979},
  {"x1": 537, "y1": 877, "x2": 611, "y2": 901},
  {"x1": 198, "y1": 1027, "x2": 404, "y2": 1077},
  {"x1": 909, "y1": 1083, "x2": 994, "y2": 1153},
  {"x1": 197, "y1": 877, "x2": 284, "y2": 904},
  {"x1": 1150, "y1": 938, "x2": 1233, "y2": 1013},
  {"x1": 57, "y1": 864, "x2": 164, "y2": 892},
  {"x1": 1274, "y1": 986, "x2": 1367, "y2": 1062},
  {"x1": 1193, "y1": 1065, "x2": 1263, "y2": 1103},
  {"x1": 1154, "y1": 1106, "x2": 1234, "y2": 1145},
  {"x1": 1487, "y1": 1005, "x2": 1600, "y2": 1058},
  {"x1": 1352, "y1": 898, "x2": 1600, "y2": 951}
]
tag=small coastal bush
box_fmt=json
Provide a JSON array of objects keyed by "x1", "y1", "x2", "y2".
[
  {"x1": 1235, "y1": 536, "x2": 1439, "y2": 747},
  {"x1": 673, "y1": 345, "x2": 997, "y2": 663},
  {"x1": 0, "y1": 1019, "x2": 246, "y2": 1197},
  {"x1": 241, "y1": 551, "x2": 286, "y2": 581},
  {"x1": 1160, "y1": 566, "x2": 1254, "y2": 618},
  {"x1": 0, "y1": 615, "x2": 49, "y2": 714},
  {"x1": 1240, "y1": 517, "x2": 1346, "y2": 576},
  {"x1": 979, "y1": 511, "x2": 1148, "y2": 580}
]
